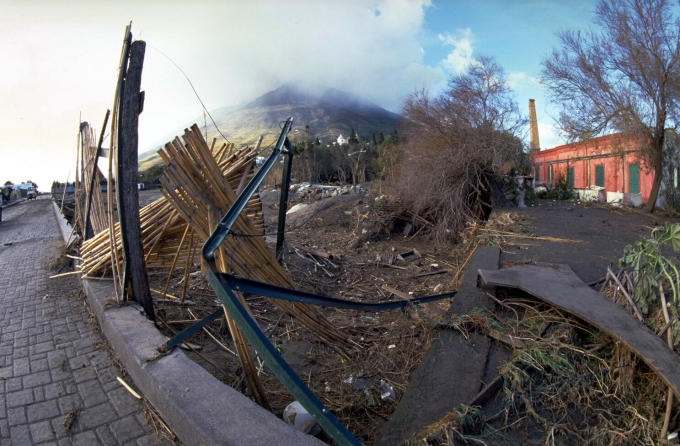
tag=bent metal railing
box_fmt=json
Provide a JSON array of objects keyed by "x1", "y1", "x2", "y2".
[{"x1": 166, "y1": 117, "x2": 456, "y2": 445}]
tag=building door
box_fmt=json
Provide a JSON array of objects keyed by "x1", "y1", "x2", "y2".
[
  {"x1": 629, "y1": 163, "x2": 640, "y2": 194},
  {"x1": 567, "y1": 167, "x2": 574, "y2": 188},
  {"x1": 595, "y1": 165, "x2": 604, "y2": 187}
]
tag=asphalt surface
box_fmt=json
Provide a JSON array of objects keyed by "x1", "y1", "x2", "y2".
[{"x1": 502, "y1": 200, "x2": 678, "y2": 283}]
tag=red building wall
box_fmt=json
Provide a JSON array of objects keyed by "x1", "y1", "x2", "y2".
[{"x1": 532, "y1": 134, "x2": 654, "y2": 203}]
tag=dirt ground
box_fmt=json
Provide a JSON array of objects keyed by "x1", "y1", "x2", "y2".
[
  {"x1": 142, "y1": 187, "x2": 680, "y2": 445},
  {"x1": 146, "y1": 187, "x2": 476, "y2": 443}
]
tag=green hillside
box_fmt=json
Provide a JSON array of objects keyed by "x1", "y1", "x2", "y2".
[{"x1": 138, "y1": 84, "x2": 401, "y2": 170}]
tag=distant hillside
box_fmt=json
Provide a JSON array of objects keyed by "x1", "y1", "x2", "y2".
[{"x1": 139, "y1": 84, "x2": 401, "y2": 169}]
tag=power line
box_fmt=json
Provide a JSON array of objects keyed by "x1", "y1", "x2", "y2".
[{"x1": 148, "y1": 43, "x2": 231, "y2": 145}]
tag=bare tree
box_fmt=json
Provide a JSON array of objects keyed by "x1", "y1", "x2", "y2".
[
  {"x1": 543, "y1": 0, "x2": 680, "y2": 212},
  {"x1": 388, "y1": 56, "x2": 524, "y2": 241}
]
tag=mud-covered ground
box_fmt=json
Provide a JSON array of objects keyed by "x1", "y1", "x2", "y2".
[
  {"x1": 146, "y1": 187, "x2": 680, "y2": 445},
  {"x1": 502, "y1": 200, "x2": 680, "y2": 283},
  {"x1": 148, "y1": 186, "x2": 476, "y2": 443}
]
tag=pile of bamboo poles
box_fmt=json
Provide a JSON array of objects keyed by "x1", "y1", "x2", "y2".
[
  {"x1": 80, "y1": 135, "x2": 263, "y2": 278},
  {"x1": 80, "y1": 197, "x2": 182, "y2": 275},
  {"x1": 159, "y1": 125, "x2": 347, "y2": 346},
  {"x1": 159, "y1": 124, "x2": 351, "y2": 407},
  {"x1": 81, "y1": 123, "x2": 351, "y2": 407}
]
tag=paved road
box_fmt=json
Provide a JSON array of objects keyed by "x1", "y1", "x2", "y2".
[{"x1": 0, "y1": 198, "x2": 163, "y2": 445}]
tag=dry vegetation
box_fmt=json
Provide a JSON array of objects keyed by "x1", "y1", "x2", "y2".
[
  {"x1": 417, "y1": 282, "x2": 673, "y2": 446},
  {"x1": 376, "y1": 57, "x2": 527, "y2": 243}
]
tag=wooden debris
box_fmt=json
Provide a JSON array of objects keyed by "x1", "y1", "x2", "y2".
[
  {"x1": 116, "y1": 376, "x2": 142, "y2": 399},
  {"x1": 76, "y1": 122, "x2": 109, "y2": 237},
  {"x1": 414, "y1": 269, "x2": 451, "y2": 278},
  {"x1": 155, "y1": 124, "x2": 351, "y2": 408},
  {"x1": 49, "y1": 271, "x2": 82, "y2": 279},
  {"x1": 157, "y1": 124, "x2": 349, "y2": 347},
  {"x1": 381, "y1": 284, "x2": 412, "y2": 300},
  {"x1": 607, "y1": 266, "x2": 644, "y2": 321},
  {"x1": 397, "y1": 248, "x2": 421, "y2": 262}
]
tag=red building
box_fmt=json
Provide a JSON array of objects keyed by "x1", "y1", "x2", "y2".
[
  {"x1": 527, "y1": 100, "x2": 655, "y2": 204},
  {"x1": 532, "y1": 133, "x2": 654, "y2": 204}
]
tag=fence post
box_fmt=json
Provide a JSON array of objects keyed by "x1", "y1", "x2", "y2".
[{"x1": 117, "y1": 39, "x2": 154, "y2": 320}]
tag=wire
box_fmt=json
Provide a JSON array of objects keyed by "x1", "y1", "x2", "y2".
[{"x1": 147, "y1": 43, "x2": 231, "y2": 145}]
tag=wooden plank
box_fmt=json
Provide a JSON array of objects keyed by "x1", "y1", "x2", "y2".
[
  {"x1": 117, "y1": 39, "x2": 154, "y2": 320},
  {"x1": 478, "y1": 263, "x2": 680, "y2": 398}
]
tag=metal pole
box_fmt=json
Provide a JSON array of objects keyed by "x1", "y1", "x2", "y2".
[
  {"x1": 203, "y1": 118, "x2": 293, "y2": 261},
  {"x1": 276, "y1": 139, "x2": 293, "y2": 261}
]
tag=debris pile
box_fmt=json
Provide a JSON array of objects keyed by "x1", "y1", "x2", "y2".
[
  {"x1": 406, "y1": 231, "x2": 680, "y2": 445},
  {"x1": 157, "y1": 125, "x2": 347, "y2": 347},
  {"x1": 289, "y1": 182, "x2": 365, "y2": 201}
]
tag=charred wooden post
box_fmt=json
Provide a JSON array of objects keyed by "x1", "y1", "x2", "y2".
[{"x1": 116, "y1": 38, "x2": 154, "y2": 320}]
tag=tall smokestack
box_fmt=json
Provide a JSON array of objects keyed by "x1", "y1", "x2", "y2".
[{"x1": 528, "y1": 99, "x2": 540, "y2": 152}]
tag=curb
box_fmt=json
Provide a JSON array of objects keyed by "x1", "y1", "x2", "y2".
[
  {"x1": 52, "y1": 200, "x2": 73, "y2": 242},
  {"x1": 51, "y1": 201, "x2": 325, "y2": 446}
]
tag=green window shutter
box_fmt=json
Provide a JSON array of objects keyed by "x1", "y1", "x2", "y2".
[
  {"x1": 629, "y1": 163, "x2": 640, "y2": 194},
  {"x1": 548, "y1": 165, "x2": 553, "y2": 184},
  {"x1": 595, "y1": 165, "x2": 604, "y2": 187},
  {"x1": 535, "y1": 166, "x2": 540, "y2": 182},
  {"x1": 567, "y1": 167, "x2": 574, "y2": 188}
]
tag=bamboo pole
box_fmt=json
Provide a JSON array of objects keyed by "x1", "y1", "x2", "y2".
[
  {"x1": 181, "y1": 230, "x2": 195, "y2": 302},
  {"x1": 162, "y1": 224, "x2": 190, "y2": 298}
]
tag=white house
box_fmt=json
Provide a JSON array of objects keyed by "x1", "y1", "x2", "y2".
[{"x1": 336, "y1": 134, "x2": 346, "y2": 145}]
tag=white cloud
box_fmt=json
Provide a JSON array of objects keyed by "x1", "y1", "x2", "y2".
[
  {"x1": 438, "y1": 28, "x2": 478, "y2": 73},
  {"x1": 507, "y1": 71, "x2": 541, "y2": 90},
  {"x1": 0, "y1": 0, "x2": 444, "y2": 190},
  {"x1": 538, "y1": 122, "x2": 563, "y2": 149}
]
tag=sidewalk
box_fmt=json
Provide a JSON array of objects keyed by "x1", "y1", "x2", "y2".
[{"x1": 0, "y1": 198, "x2": 164, "y2": 445}]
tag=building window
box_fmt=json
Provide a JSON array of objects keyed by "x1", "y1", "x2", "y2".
[
  {"x1": 629, "y1": 163, "x2": 640, "y2": 195},
  {"x1": 595, "y1": 165, "x2": 604, "y2": 187},
  {"x1": 567, "y1": 167, "x2": 574, "y2": 188}
]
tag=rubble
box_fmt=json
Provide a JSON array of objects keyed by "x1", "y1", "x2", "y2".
[{"x1": 289, "y1": 182, "x2": 365, "y2": 201}]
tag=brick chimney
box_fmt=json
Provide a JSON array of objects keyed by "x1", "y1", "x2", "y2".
[{"x1": 528, "y1": 99, "x2": 540, "y2": 152}]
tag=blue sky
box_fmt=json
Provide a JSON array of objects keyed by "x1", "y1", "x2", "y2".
[
  {"x1": 0, "y1": 0, "x2": 599, "y2": 189},
  {"x1": 418, "y1": 0, "x2": 597, "y2": 148}
]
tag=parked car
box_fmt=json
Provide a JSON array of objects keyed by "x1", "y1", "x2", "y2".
[{"x1": 27, "y1": 187, "x2": 37, "y2": 200}]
